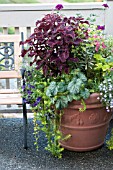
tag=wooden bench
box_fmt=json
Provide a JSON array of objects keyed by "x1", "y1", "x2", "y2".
[{"x1": 0, "y1": 34, "x2": 28, "y2": 149}]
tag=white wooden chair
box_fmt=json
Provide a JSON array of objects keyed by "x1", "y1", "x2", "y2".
[{"x1": 0, "y1": 34, "x2": 28, "y2": 149}]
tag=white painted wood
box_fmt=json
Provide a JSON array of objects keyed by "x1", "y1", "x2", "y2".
[
  {"x1": 0, "y1": 94, "x2": 22, "y2": 105},
  {"x1": 0, "y1": 34, "x2": 22, "y2": 107},
  {"x1": 1, "y1": 3, "x2": 112, "y2": 37},
  {"x1": 3, "y1": 27, "x2": 8, "y2": 34},
  {"x1": 105, "y1": 1, "x2": 113, "y2": 36},
  {"x1": 0, "y1": 3, "x2": 105, "y2": 27},
  {"x1": 0, "y1": 89, "x2": 20, "y2": 94},
  {"x1": 0, "y1": 3, "x2": 104, "y2": 11}
]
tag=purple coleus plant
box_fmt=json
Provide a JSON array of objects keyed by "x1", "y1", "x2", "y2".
[{"x1": 20, "y1": 6, "x2": 89, "y2": 76}]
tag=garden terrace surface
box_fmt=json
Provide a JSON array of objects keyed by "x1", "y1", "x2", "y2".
[{"x1": 0, "y1": 117, "x2": 113, "y2": 170}]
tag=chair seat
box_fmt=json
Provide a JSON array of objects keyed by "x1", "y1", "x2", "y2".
[{"x1": 0, "y1": 93, "x2": 22, "y2": 105}]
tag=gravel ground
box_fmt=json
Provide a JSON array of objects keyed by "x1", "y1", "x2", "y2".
[{"x1": 0, "y1": 118, "x2": 113, "y2": 170}]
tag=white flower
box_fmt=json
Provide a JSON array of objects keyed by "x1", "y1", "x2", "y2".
[
  {"x1": 106, "y1": 106, "x2": 109, "y2": 109},
  {"x1": 109, "y1": 94, "x2": 112, "y2": 98},
  {"x1": 108, "y1": 79, "x2": 111, "y2": 82},
  {"x1": 104, "y1": 94, "x2": 107, "y2": 98},
  {"x1": 109, "y1": 85, "x2": 112, "y2": 89}
]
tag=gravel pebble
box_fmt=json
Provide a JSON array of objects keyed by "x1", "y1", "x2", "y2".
[{"x1": 0, "y1": 118, "x2": 113, "y2": 170}]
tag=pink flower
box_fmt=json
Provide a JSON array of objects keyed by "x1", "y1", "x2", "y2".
[
  {"x1": 95, "y1": 41, "x2": 100, "y2": 52},
  {"x1": 93, "y1": 35, "x2": 98, "y2": 38},
  {"x1": 102, "y1": 42, "x2": 106, "y2": 49}
]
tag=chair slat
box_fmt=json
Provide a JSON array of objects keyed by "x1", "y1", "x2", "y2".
[
  {"x1": 0, "y1": 94, "x2": 22, "y2": 105},
  {"x1": 0, "y1": 89, "x2": 20, "y2": 94}
]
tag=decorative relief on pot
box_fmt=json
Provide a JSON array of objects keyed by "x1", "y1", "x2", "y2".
[
  {"x1": 89, "y1": 113, "x2": 100, "y2": 124},
  {"x1": 63, "y1": 113, "x2": 84, "y2": 126}
]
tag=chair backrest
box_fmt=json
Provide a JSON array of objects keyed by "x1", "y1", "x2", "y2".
[{"x1": 0, "y1": 34, "x2": 21, "y2": 79}]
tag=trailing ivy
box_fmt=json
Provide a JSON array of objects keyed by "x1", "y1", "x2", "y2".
[{"x1": 106, "y1": 129, "x2": 113, "y2": 150}]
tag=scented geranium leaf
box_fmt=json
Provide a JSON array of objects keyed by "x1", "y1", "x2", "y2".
[
  {"x1": 94, "y1": 54, "x2": 105, "y2": 62},
  {"x1": 55, "y1": 96, "x2": 68, "y2": 109},
  {"x1": 80, "y1": 88, "x2": 90, "y2": 99},
  {"x1": 102, "y1": 64, "x2": 110, "y2": 71},
  {"x1": 46, "y1": 81, "x2": 58, "y2": 97},
  {"x1": 94, "y1": 63, "x2": 103, "y2": 70}
]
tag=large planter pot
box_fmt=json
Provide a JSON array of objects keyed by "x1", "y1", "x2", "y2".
[{"x1": 60, "y1": 93, "x2": 112, "y2": 151}]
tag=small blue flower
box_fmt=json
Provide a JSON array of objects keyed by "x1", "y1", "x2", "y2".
[
  {"x1": 27, "y1": 90, "x2": 32, "y2": 95},
  {"x1": 32, "y1": 97, "x2": 42, "y2": 107},
  {"x1": 28, "y1": 84, "x2": 35, "y2": 89},
  {"x1": 27, "y1": 71, "x2": 32, "y2": 76},
  {"x1": 23, "y1": 98, "x2": 27, "y2": 103},
  {"x1": 22, "y1": 85, "x2": 26, "y2": 90}
]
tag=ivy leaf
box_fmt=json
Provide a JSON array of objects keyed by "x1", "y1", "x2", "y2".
[
  {"x1": 80, "y1": 88, "x2": 90, "y2": 99},
  {"x1": 67, "y1": 94, "x2": 73, "y2": 102},
  {"x1": 78, "y1": 72, "x2": 87, "y2": 82},
  {"x1": 67, "y1": 79, "x2": 82, "y2": 94},
  {"x1": 72, "y1": 95, "x2": 81, "y2": 100},
  {"x1": 46, "y1": 81, "x2": 58, "y2": 97},
  {"x1": 57, "y1": 82, "x2": 67, "y2": 92},
  {"x1": 55, "y1": 96, "x2": 68, "y2": 109}
]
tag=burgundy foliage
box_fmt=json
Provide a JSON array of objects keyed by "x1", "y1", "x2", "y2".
[{"x1": 20, "y1": 13, "x2": 89, "y2": 76}]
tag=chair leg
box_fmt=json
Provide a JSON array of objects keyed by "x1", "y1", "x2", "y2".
[{"x1": 23, "y1": 102, "x2": 27, "y2": 149}]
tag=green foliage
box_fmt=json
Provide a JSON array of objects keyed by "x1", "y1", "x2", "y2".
[
  {"x1": 106, "y1": 129, "x2": 113, "y2": 150},
  {"x1": 22, "y1": 68, "x2": 65, "y2": 158},
  {"x1": 94, "y1": 54, "x2": 113, "y2": 73},
  {"x1": 79, "y1": 99, "x2": 86, "y2": 112},
  {"x1": 46, "y1": 69, "x2": 90, "y2": 110},
  {"x1": 99, "y1": 71, "x2": 113, "y2": 112},
  {"x1": 0, "y1": 27, "x2": 15, "y2": 34},
  {"x1": 22, "y1": 67, "x2": 90, "y2": 158}
]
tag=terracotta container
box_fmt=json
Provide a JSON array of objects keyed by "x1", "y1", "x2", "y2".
[{"x1": 60, "y1": 93, "x2": 112, "y2": 151}]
